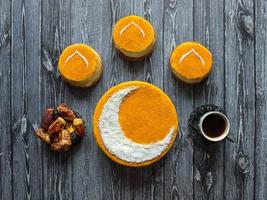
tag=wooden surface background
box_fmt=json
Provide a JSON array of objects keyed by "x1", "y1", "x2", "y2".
[{"x1": 0, "y1": 0, "x2": 266, "y2": 199}]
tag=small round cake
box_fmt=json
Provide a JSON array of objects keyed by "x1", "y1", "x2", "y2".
[
  {"x1": 112, "y1": 15, "x2": 156, "y2": 60},
  {"x1": 93, "y1": 81, "x2": 178, "y2": 167},
  {"x1": 58, "y1": 44, "x2": 102, "y2": 87},
  {"x1": 170, "y1": 42, "x2": 213, "y2": 83}
]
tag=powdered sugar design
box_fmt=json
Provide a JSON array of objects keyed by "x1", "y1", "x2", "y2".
[
  {"x1": 119, "y1": 21, "x2": 145, "y2": 38},
  {"x1": 64, "y1": 50, "x2": 89, "y2": 68},
  {"x1": 179, "y1": 49, "x2": 205, "y2": 66},
  {"x1": 98, "y1": 86, "x2": 175, "y2": 163}
]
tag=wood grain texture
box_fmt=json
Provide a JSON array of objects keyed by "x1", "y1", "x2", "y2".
[
  {"x1": 107, "y1": 2, "x2": 146, "y2": 200},
  {"x1": 41, "y1": 0, "x2": 72, "y2": 199},
  {"x1": 143, "y1": 1, "x2": 165, "y2": 200},
  {"x1": 0, "y1": 0, "x2": 266, "y2": 200},
  {"x1": 255, "y1": 0, "x2": 267, "y2": 199},
  {"x1": 70, "y1": 0, "x2": 104, "y2": 199},
  {"x1": 163, "y1": 0, "x2": 194, "y2": 199},
  {"x1": 0, "y1": 0, "x2": 12, "y2": 199},
  {"x1": 11, "y1": 0, "x2": 43, "y2": 199},
  {"x1": 193, "y1": 0, "x2": 225, "y2": 199},
  {"x1": 224, "y1": 0, "x2": 255, "y2": 199},
  {"x1": 99, "y1": 1, "x2": 124, "y2": 200}
]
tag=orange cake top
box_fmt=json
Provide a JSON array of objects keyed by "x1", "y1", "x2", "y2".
[
  {"x1": 113, "y1": 15, "x2": 155, "y2": 53},
  {"x1": 58, "y1": 44, "x2": 100, "y2": 82},
  {"x1": 170, "y1": 42, "x2": 213, "y2": 80},
  {"x1": 93, "y1": 81, "x2": 178, "y2": 167}
]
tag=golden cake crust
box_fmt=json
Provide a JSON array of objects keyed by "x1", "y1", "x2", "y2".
[
  {"x1": 112, "y1": 15, "x2": 156, "y2": 60},
  {"x1": 93, "y1": 81, "x2": 179, "y2": 167},
  {"x1": 170, "y1": 42, "x2": 213, "y2": 83},
  {"x1": 58, "y1": 44, "x2": 103, "y2": 87}
]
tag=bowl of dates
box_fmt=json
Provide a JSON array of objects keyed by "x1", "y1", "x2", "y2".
[{"x1": 35, "y1": 103, "x2": 85, "y2": 152}]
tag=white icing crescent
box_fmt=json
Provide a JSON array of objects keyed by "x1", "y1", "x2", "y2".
[
  {"x1": 119, "y1": 21, "x2": 145, "y2": 38},
  {"x1": 98, "y1": 86, "x2": 175, "y2": 163},
  {"x1": 64, "y1": 50, "x2": 89, "y2": 68},
  {"x1": 179, "y1": 49, "x2": 205, "y2": 66}
]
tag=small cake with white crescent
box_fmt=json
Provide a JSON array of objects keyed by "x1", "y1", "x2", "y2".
[
  {"x1": 58, "y1": 44, "x2": 103, "y2": 87},
  {"x1": 93, "y1": 81, "x2": 178, "y2": 167},
  {"x1": 112, "y1": 15, "x2": 156, "y2": 60},
  {"x1": 170, "y1": 42, "x2": 213, "y2": 83}
]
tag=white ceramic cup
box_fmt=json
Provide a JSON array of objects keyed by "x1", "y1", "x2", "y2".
[{"x1": 198, "y1": 111, "x2": 230, "y2": 142}]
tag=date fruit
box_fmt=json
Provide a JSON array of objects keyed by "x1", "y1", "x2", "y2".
[
  {"x1": 41, "y1": 108, "x2": 55, "y2": 131},
  {"x1": 57, "y1": 103, "x2": 76, "y2": 121},
  {"x1": 34, "y1": 103, "x2": 85, "y2": 152},
  {"x1": 48, "y1": 117, "x2": 66, "y2": 134},
  {"x1": 75, "y1": 125, "x2": 85, "y2": 137},
  {"x1": 35, "y1": 128, "x2": 51, "y2": 144}
]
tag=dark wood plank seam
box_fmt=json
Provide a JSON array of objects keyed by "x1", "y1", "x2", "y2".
[
  {"x1": 223, "y1": 0, "x2": 226, "y2": 199},
  {"x1": 22, "y1": 0, "x2": 27, "y2": 116},
  {"x1": 253, "y1": 0, "x2": 256, "y2": 199},
  {"x1": 40, "y1": 1, "x2": 44, "y2": 199},
  {"x1": 22, "y1": 1, "x2": 31, "y2": 199},
  {"x1": 10, "y1": 0, "x2": 14, "y2": 199},
  {"x1": 58, "y1": 2, "x2": 70, "y2": 197},
  {"x1": 192, "y1": 0, "x2": 195, "y2": 199}
]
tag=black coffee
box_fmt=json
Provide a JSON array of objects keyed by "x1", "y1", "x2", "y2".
[{"x1": 202, "y1": 114, "x2": 226, "y2": 138}]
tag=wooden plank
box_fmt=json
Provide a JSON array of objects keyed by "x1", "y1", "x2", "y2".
[
  {"x1": 163, "y1": 0, "x2": 194, "y2": 199},
  {"x1": 224, "y1": 0, "x2": 255, "y2": 199},
  {"x1": 255, "y1": 0, "x2": 267, "y2": 199},
  {"x1": 70, "y1": 0, "x2": 105, "y2": 199},
  {"x1": 105, "y1": 1, "x2": 141, "y2": 200},
  {"x1": 115, "y1": 1, "x2": 166, "y2": 200},
  {"x1": 193, "y1": 0, "x2": 225, "y2": 199},
  {"x1": 97, "y1": 1, "x2": 125, "y2": 199},
  {"x1": 11, "y1": 0, "x2": 43, "y2": 199},
  {"x1": 41, "y1": 0, "x2": 73, "y2": 199},
  {"x1": 139, "y1": 1, "x2": 165, "y2": 200},
  {"x1": 0, "y1": 0, "x2": 12, "y2": 199}
]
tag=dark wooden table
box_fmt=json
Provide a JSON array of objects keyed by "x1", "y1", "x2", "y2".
[{"x1": 0, "y1": 0, "x2": 266, "y2": 199}]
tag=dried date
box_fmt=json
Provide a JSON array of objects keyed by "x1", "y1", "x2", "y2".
[
  {"x1": 41, "y1": 108, "x2": 55, "y2": 131},
  {"x1": 57, "y1": 103, "x2": 76, "y2": 121},
  {"x1": 59, "y1": 129, "x2": 72, "y2": 151},
  {"x1": 35, "y1": 128, "x2": 51, "y2": 144},
  {"x1": 48, "y1": 117, "x2": 66, "y2": 134}
]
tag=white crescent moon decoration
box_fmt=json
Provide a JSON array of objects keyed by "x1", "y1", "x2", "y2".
[
  {"x1": 119, "y1": 21, "x2": 145, "y2": 38},
  {"x1": 179, "y1": 49, "x2": 205, "y2": 66},
  {"x1": 98, "y1": 86, "x2": 175, "y2": 163},
  {"x1": 64, "y1": 50, "x2": 89, "y2": 68}
]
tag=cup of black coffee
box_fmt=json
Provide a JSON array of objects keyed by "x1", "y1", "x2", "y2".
[{"x1": 198, "y1": 111, "x2": 230, "y2": 142}]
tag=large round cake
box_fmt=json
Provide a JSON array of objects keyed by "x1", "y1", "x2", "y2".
[{"x1": 93, "y1": 81, "x2": 178, "y2": 167}]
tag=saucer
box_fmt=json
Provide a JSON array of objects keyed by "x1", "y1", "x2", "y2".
[{"x1": 188, "y1": 104, "x2": 225, "y2": 145}]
